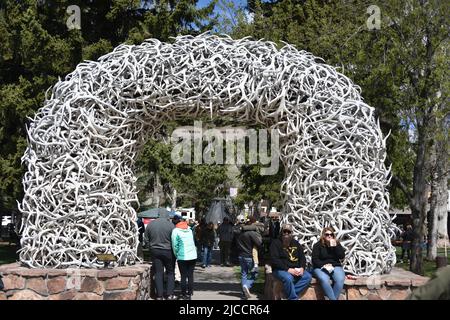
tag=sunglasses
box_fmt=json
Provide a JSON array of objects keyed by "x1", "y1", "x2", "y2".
[
  {"x1": 282, "y1": 230, "x2": 292, "y2": 234},
  {"x1": 325, "y1": 233, "x2": 334, "y2": 237}
]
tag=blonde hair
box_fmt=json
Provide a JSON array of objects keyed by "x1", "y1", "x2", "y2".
[{"x1": 319, "y1": 227, "x2": 339, "y2": 246}]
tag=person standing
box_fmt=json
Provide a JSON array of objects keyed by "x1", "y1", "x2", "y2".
[
  {"x1": 241, "y1": 216, "x2": 265, "y2": 272},
  {"x1": 400, "y1": 225, "x2": 413, "y2": 263},
  {"x1": 200, "y1": 222, "x2": 215, "y2": 268},
  {"x1": 269, "y1": 224, "x2": 312, "y2": 300},
  {"x1": 144, "y1": 210, "x2": 177, "y2": 300},
  {"x1": 217, "y1": 217, "x2": 233, "y2": 266},
  {"x1": 312, "y1": 227, "x2": 346, "y2": 300},
  {"x1": 172, "y1": 216, "x2": 197, "y2": 300},
  {"x1": 137, "y1": 217, "x2": 145, "y2": 260},
  {"x1": 236, "y1": 221, "x2": 262, "y2": 299},
  {"x1": 269, "y1": 216, "x2": 281, "y2": 239}
]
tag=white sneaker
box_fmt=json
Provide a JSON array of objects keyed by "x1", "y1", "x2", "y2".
[{"x1": 242, "y1": 285, "x2": 252, "y2": 299}]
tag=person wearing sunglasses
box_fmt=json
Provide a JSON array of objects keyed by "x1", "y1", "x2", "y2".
[
  {"x1": 312, "y1": 227, "x2": 346, "y2": 300},
  {"x1": 269, "y1": 224, "x2": 312, "y2": 300}
]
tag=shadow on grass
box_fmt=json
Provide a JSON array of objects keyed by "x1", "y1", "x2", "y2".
[
  {"x1": 0, "y1": 243, "x2": 20, "y2": 265},
  {"x1": 395, "y1": 246, "x2": 449, "y2": 277},
  {"x1": 232, "y1": 266, "x2": 265, "y2": 296}
]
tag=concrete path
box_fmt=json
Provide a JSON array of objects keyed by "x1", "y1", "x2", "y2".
[{"x1": 191, "y1": 263, "x2": 243, "y2": 300}]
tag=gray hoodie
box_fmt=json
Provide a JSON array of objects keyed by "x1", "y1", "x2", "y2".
[{"x1": 144, "y1": 211, "x2": 175, "y2": 251}]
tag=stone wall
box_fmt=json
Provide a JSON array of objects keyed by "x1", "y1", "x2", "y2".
[
  {"x1": 0, "y1": 263, "x2": 151, "y2": 300},
  {"x1": 264, "y1": 265, "x2": 429, "y2": 300}
]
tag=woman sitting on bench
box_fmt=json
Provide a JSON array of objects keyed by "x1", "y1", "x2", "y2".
[{"x1": 312, "y1": 227, "x2": 346, "y2": 300}]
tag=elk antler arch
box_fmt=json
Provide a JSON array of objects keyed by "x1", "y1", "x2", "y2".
[{"x1": 19, "y1": 34, "x2": 396, "y2": 275}]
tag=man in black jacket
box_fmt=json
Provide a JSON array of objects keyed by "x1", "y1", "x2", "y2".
[
  {"x1": 144, "y1": 210, "x2": 176, "y2": 300},
  {"x1": 269, "y1": 224, "x2": 312, "y2": 300},
  {"x1": 236, "y1": 222, "x2": 262, "y2": 299}
]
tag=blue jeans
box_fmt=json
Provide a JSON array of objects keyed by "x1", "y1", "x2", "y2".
[
  {"x1": 239, "y1": 256, "x2": 258, "y2": 290},
  {"x1": 313, "y1": 266, "x2": 345, "y2": 300},
  {"x1": 202, "y1": 245, "x2": 212, "y2": 267},
  {"x1": 272, "y1": 269, "x2": 312, "y2": 300}
]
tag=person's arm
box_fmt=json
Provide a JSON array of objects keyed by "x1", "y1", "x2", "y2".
[
  {"x1": 241, "y1": 224, "x2": 258, "y2": 232},
  {"x1": 143, "y1": 226, "x2": 150, "y2": 248},
  {"x1": 171, "y1": 231, "x2": 179, "y2": 258},
  {"x1": 333, "y1": 243, "x2": 345, "y2": 260},
  {"x1": 208, "y1": 230, "x2": 215, "y2": 246},
  {"x1": 269, "y1": 241, "x2": 288, "y2": 271},
  {"x1": 311, "y1": 243, "x2": 326, "y2": 268},
  {"x1": 252, "y1": 231, "x2": 262, "y2": 248}
]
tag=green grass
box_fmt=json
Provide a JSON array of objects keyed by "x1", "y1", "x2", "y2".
[
  {"x1": 0, "y1": 243, "x2": 19, "y2": 265},
  {"x1": 395, "y1": 246, "x2": 450, "y2": 277},
  {"x1": 233, "y1": 266, "x2": 265, "y2": 296}
]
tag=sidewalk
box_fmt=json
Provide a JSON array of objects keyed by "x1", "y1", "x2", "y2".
[{"x1": 191, "y1": 263, "x2": 243, "y2": 300}]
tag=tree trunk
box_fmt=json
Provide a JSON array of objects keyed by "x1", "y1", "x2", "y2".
[
  {"x1": 427, "y1": 111, "x2": 449, "y2": 258},
  {"x1": 435, "y1": 124, "x2": 449, "y2": 248},
  {"x1": 172, "y1": 188, "x2": 177, "y2": 210},
  {"x1": 427, "y1": 152, "x2": 438, "y2": 260},
  {"x1": 410, "y1": 125, "x2": 431, "y2": 275},
  {"x1": 154, "y1": 172, "x2": 160, "y2": 208}
]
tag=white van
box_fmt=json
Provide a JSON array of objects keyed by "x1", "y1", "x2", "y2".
[{"x1": 176, "y1": 208, "x2": 196, "y2": 221}]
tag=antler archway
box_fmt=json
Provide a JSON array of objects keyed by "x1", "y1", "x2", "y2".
[{"x1": 19, "y1": 34, "x2": 396, "y2": 275}]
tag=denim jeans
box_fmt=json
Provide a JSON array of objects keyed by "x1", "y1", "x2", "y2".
[
  {"x1": 239, "y1": 256, "x2": 258, "y2": 290},
  {"x1": 272, "y1": 269, "x2": 312, "y2": 300},
  {"x1": 313, "y1": 266, "x2": 345, "y2": 300},
  {"x1": 202, "y1": 245, "x2": 213, "y2": 267}
]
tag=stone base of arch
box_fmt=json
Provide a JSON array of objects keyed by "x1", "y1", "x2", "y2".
[
  {"x1": 264, "y1": 265, "x2": 429, "y2": 300},
  {"x1": 0, "y1": 262, "x2": 151, "y2": 300}
]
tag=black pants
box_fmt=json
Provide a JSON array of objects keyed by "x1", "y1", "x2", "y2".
[
  {"x1": 178, "y1": 259, "x2": 196, "y2": 295},
  {"x1": 401, "y1": 242, "x2": 411, "y2": 260},
  {"x1": 151, "y1": 248, "x2": 175, "y2": 297},
  {"x1": 219, "y1": 241, "x2": 231, "y2": 265}
]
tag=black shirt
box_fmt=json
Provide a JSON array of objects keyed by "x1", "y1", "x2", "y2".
[
  {"x1": 311, "y1": 241, "x2": 345, "y2": 269},
  {"x1": 269, "y1": 238, "x2": 307, "y2": 271}
]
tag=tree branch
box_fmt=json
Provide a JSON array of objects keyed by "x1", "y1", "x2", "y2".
[{"x1": 391, "y1": 174, "x2": 413, "y2": 206}]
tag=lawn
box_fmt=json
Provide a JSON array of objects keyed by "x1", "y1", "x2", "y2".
[
  {"x1": 394, "y1": 246, "x2": 449, "y2": 278},
  {"x1": 0, "y1": 243, "x2": 19, "y2": 265},
  {"x1": 233, "y1": 265, "x2": 266, "y2": 296}
]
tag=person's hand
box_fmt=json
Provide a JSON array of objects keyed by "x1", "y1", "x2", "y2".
[
  {"x1": 329, "y1": 239, "x2": 337, "y2": 247},
  {"x1": 288, "y1": 268, "x2": 301, "y2": 276},
  {"x1": 296, "y1": 267, "x2": 304, "y2": 276},
  {"x1": 322, "y1": 264, "x2": 334, "y2": 273}
]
